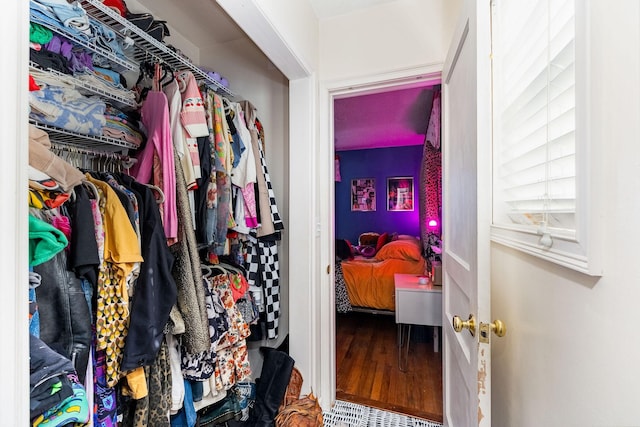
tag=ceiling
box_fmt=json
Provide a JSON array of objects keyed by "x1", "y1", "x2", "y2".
[
  {"x1": 308, "y1": 0, "x2": 399, "y2": 20},
  {"x1": 135, "y1": 0, "x2": 400, "y2": 48},
  {"x1": 134, "y1": 0, "x2": 435, "y2": 152},
  {"x1": 334, "y1": 85, "x2": 438, "y2": 151}
]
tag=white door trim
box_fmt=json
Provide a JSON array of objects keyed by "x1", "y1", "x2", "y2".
[
  {"x1": 4, "y1": 1, "x2": 30, "y2": 425},
  {"x1": 318, "y1": 64, "x2": 444, "y2": 408}
]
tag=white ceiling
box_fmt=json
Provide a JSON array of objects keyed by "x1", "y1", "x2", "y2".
[
  {"x1": 308, "y1": 0, "x2": 399, "y2": 20},
  {"x1": 134, "y1": 0, "x2": 400, "y2": 48}
]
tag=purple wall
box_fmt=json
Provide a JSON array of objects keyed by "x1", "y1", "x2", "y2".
[{"x1": 335, "y1": 145, "x2": 423, "y2": 244}]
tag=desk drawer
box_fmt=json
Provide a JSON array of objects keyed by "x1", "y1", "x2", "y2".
[{"x1": 396, "y1": 291, "x2": 442, "y2": 326}]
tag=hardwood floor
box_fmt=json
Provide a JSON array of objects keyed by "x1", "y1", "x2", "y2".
[{"x1": 335, "y1": 311, "x2": 443, "y2": 423}]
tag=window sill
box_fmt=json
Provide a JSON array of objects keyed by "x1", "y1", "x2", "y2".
[{"x1": 490, "y1": 224, "x2": 602, "y2": 277}]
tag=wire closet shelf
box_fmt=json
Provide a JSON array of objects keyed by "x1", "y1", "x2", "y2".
[
  {"x1": 79, "y1": 0, "x2": 235, "y2": 98},
  {"x1": 30, "y1": 120, "x2": 139, "y2": 151}
]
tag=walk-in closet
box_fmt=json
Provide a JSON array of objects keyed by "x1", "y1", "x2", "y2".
[{"x1": 27, "y1": 0, "x2": 289, "y2": 425}]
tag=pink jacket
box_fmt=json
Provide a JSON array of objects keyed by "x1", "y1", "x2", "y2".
[{"x1": 129, "y1": 91, "x2": 177, "y2": 241}]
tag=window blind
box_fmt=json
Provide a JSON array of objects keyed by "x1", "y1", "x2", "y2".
[{"x1": 493, "y1": 0, "x2": 576, "y2": 236}]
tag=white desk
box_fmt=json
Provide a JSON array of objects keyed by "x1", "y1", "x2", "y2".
[{"x1": 394, "y1": 273, "x2": 442, "y2": 370}]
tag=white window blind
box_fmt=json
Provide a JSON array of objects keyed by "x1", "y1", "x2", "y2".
[{"x1": 492, "y1": 0, "x2": 576, "y2": 240}]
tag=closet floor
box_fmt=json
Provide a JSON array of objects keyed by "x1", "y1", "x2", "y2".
[{"x1": 335, "y1": 311, "x2": 443, "y2": 423}]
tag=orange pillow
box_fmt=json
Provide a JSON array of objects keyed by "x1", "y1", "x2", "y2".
[
  {"x1": 376, "y1": 239, "x2": 422, "y2": 261},
  {"x1": 375, "y1": 232, "x2": 389, "y2": 253}
]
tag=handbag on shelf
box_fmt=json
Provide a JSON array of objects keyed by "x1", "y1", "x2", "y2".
[
  {"x1": 126, "y1": 12, "x2": 154, "y2": 32},
  {"x1": 123, "y1": 0, "x2": 170, "y2": 43},
  {"x1": 147, "y1": 20, "x2": 170, "y2": 42}
]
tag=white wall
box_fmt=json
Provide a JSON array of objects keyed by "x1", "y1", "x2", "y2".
[
  {"x1": 217, "y1": 0, "x2": 319, "y2": 79},
  {"x1": 491, "y1": 1, "x2": 640, "y2": 425},
  {"x1": 125, "y1": 0, "x2": 201, "y2": 63},
  {"x1": 254, "y1": 0, "x2": 319, "y2": 74},
  {"x1": 319, "y1": 0, "x2": 461, "y2": 81}
]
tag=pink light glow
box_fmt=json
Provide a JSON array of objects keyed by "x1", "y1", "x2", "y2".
[{"x1": 428, "y1": 219, "x2": 438, "y2": 228}]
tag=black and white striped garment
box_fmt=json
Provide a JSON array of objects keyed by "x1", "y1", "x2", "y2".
[
  {"x1": 245, "y1": 238, "x2": 280, "y2": 339},
  {"x1": 255, "y1": 135, "x2": 284, "y2": 231}
]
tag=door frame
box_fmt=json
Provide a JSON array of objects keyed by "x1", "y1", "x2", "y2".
[
  {"x1": 318, "y1": 64, "x2": 444, "y2": 405},
  {"x1": 4, "y1": 1, "x2": 30, "y2": 425}
]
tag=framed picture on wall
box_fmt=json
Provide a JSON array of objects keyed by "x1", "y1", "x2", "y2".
[
  {"x1": 351, "y1": 178, "x2": 376, "y2": 211},
  {"x1": 387, "y1": 177, "x2": 414, "y2": 211}
]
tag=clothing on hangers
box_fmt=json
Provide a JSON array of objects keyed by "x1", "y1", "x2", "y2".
[
  {"x1": 26, "y1": 1, "x2": 298, "y2": 422},
  {"x1": 128, "y1": 88, "x2": 178, "y2": 242}
]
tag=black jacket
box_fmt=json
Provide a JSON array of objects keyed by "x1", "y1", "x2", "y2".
[
  {"x1": 118, "y1": 174, "x2": 178, "y2": 370},
  {"x1": 68, "y1": 184, "x2": 100, "y2": 287},
  {"x1": 34, "y1": 247, "x2": 92, "y2": 384}
]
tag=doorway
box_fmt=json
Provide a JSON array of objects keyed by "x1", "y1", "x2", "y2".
[{"x1": 329, "y1": 72, "x2": 444, "y2": 422}]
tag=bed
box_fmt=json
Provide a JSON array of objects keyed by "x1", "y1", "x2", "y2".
[{"x1": 335, "y1": 237, "x2": 426, "y2": 313}]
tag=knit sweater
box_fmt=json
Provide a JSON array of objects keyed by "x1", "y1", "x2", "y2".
[
  {"x1": 176, "y1": 71, "x2": 209, "y2": 138},
  {"x1": 170, "y1": 151, "x2": 210, "y2": 354}
]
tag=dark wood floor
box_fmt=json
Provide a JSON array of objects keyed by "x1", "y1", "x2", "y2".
[{"x1": 335, "y1": 311, "x2": 443, "y2": 423}]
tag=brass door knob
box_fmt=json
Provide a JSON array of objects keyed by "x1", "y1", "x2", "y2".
[
  {"x1": 452, "y1": 314, "x2": 476, "y2": 337},
  {"x1": 490, "y1": 319, "x2": 506, "y2": 337}
]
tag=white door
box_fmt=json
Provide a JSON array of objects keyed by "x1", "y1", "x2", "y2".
[{"x1": 441, "y1": 0, "x2": 494, "y2": 426}]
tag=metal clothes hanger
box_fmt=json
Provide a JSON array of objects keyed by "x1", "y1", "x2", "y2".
[
  {"x1": 201, "y1": 263, "x2": 227, "y2": 278},
  {"x1": 219, "y1": 261, "x2": 242, "y2": 276},
  {"x1": 144, "y1": 183, "x2": 165, "y2": 204}
]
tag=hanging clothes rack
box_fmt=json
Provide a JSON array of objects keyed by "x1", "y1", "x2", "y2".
[{"x1": 50, "y1": 142, "x2": 136, "y2": 172}]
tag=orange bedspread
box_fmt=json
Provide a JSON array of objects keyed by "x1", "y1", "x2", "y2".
[{"x1": 341, "y1": 256, "x2": 426, "y2": 311}]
